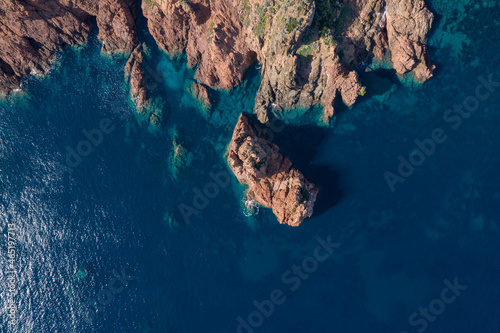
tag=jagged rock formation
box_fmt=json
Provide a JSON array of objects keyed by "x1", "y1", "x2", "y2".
[
  {"x1": 143, "y1": 0, "x2": 256, "y2": 90},
  {"x1": 227, "y1": 114, "x2": 318, "y2": 226},
  {"x1": 125, "y1": 44, "x2": 147, "y2": 110},
  {"x1": 142, "y1": 0, "x2": 435, "y2": 122},
  {"x1": 0, "y1": 0, "x2": 138, "y2": 96}
]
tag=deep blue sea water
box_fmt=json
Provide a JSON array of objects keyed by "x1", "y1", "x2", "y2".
[{"x1": 1, "y1": 0, "x2": 500, "y2": 332}]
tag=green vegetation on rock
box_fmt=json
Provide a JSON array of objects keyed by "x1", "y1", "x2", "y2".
[
  {"x1": 144, "y1": 0, "x2": 159, "y2": 8},
  {"x1": 285, "y1": 17, "x2": 299, "y2": 33},
  {"x1": 254, "y1": 160, "x2": 264, "y2": 170},
  {"x1": 253, "y1": 0, "x2": 274, "y2": 37},
  {"x1": 309, "y1": 0, "x2": 353, "y2": 43},
  {"x1": 241, "y1": 0, "x2": 252, "y2": 27},
  {"x1": 359, "y1": 86, "x2": 367, "y2": 96},
  {"x1": 241, "y1": 0, "x2": 311, "y2": 38},
  {"x1": 316, "y1": 0, "x2": 339, "y2": 32}
]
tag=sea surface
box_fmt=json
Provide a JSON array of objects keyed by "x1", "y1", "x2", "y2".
[{"x1": 1, "y1": 0, "x2": 500, "y2": 332}]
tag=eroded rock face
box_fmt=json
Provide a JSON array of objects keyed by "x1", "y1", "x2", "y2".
[
  {"x1": 97, "y1": 0, "x2": 138, "y2": 54},
  {"x1": 0, "y1": 0, "x2": 138, "y2": 96},
  {"x1": 227, "y1": 114, "x2": 318, "y2": 226},
  {"x1": 142, "y1": 0, "x2": 434, "y2": 122},
  {"x1": 125, "y1": 44, "x2": 147, "y2": 110}
]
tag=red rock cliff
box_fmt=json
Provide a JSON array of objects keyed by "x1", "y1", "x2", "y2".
[
  {"x1": 0, "y1": 0, "x2": 435, "y2": 122},
  {"x1": 0, "y1": 0, "x2": 138, "y2": 95}
]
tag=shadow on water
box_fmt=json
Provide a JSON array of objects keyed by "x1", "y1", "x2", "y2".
[
  {"x1": 247, "y1": 115, "x2": 344, "y2": 217},
  {"x1": 423, "y1": 0, "x2": 444, "y2": 72},
  {"x1": 210, "y1": 61, "x2": 261, "y2": 111},
  {"x1": 423, "y1": 0, "x2": 443, "y2": 38},
  {"x1": 359, "y1": 68, "x2": 400, "y2": 98},
  {"x1": 301, "y1": 164, "x2": 343, "y2": 217}
]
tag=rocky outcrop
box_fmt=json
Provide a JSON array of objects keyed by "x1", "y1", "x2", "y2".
[
  {"x1": 97, "y1": 0, "x2": 138, "y2": 54},
  {"x1": 125, "y1": 44, "x2": 147, "y2": 110},
  {"x1": 0, "y1": 0, "x2": 138, "y2": 96},
  {"x1": 142, "y1": 0, "x2": 435, "y2": 122},
  {"x1": 250, "y1": 0, "x2": 362, "y2": 123},
  {"x1": 227, "y1": 114, "x2": 318, "y2": 226},
  {"x1": 189, "y1": 81, "x2": 211, "y2": 110},
  {"x1": 338, "y1": 0, "x2": 435, "y2": 81},
  {"x1": 385, "y1": 0, "x2": 435, "y2": 81}
]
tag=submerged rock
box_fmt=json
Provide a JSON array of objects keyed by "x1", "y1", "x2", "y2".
[
  {"x1": 169, "y1": 129, "x2": 192, "y2": 179},
  {"x1": 189, "y1": 81, "x2": 212, "y2": 110},
  {"x1": 227, "y1": 114, "x2": 318, "y2": 227}
]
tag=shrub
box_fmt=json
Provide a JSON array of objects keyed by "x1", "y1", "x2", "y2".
[{"x1": 286, "y1": 17, "x2": 299, "y2": 33}]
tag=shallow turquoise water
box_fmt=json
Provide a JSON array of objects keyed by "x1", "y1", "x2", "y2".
[{"x1": 1, "y1": 1, "x2": 500, "y2": 332}]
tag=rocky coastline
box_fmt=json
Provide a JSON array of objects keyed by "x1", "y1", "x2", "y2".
[
  {"x1": 142, "y1": 0, "x2": 435, "y2": 122},
  {"x1": 0, "y1": 0, "x2": 436, "y2": 225},
  {"x1": 0, "y1": 0, "x2": 138, "y2": 95},
  {"x1": 1, "y1": 0, "x2": 434, "y2": 118}
]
